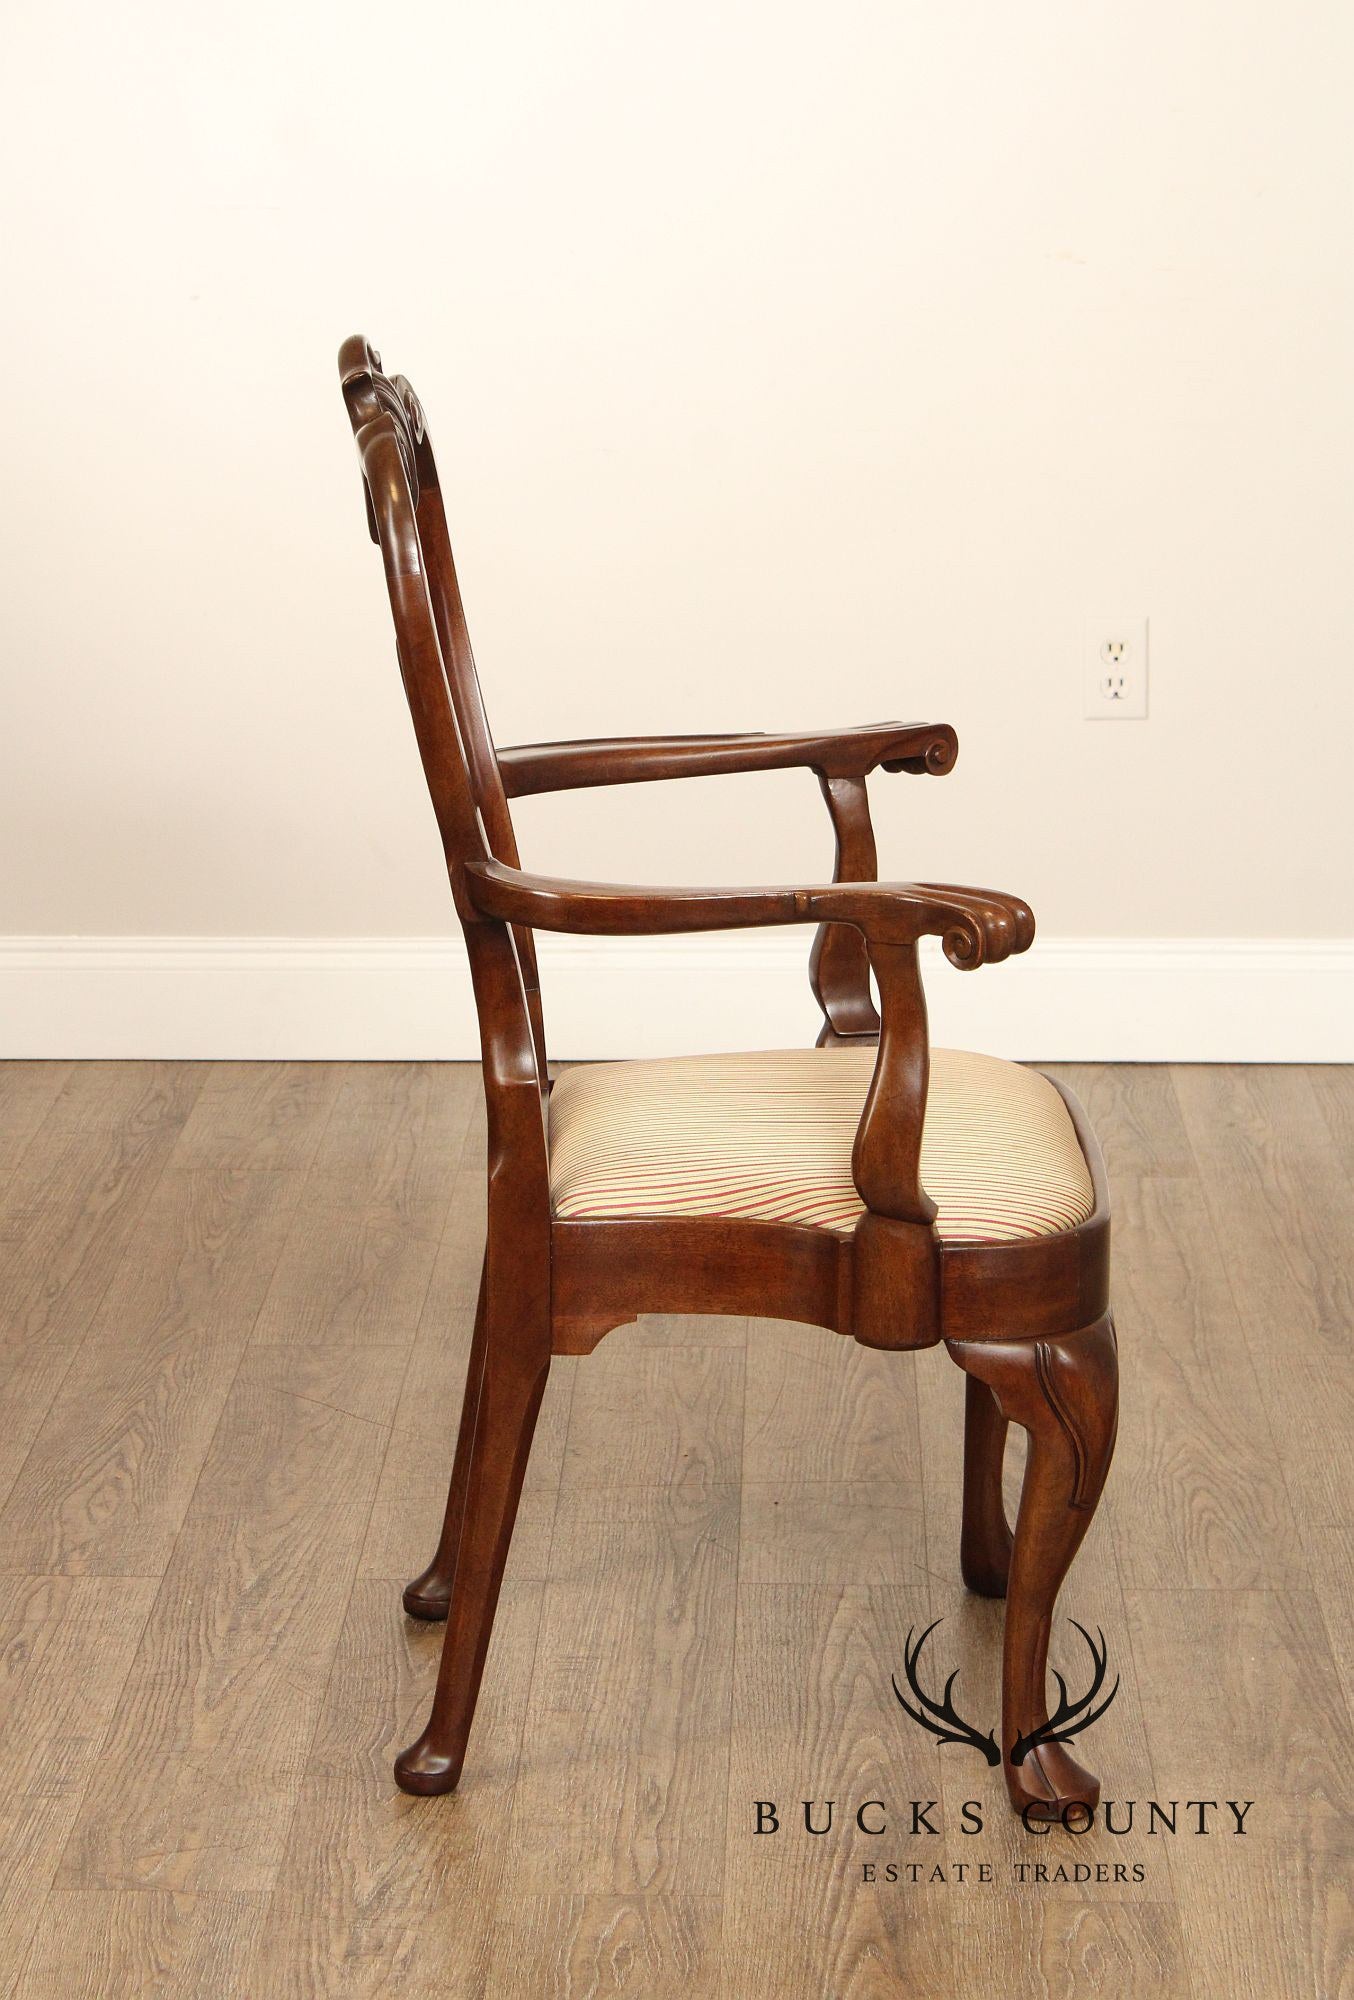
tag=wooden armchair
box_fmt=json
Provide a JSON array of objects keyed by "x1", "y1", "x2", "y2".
[{"x1": 337, "y1": 337, "x2": 1118, "y2": 1823}]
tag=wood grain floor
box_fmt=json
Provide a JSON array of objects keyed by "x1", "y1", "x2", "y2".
[{"x1": 0, "y1": 1060, "x2": 1349, "y2": 1999}]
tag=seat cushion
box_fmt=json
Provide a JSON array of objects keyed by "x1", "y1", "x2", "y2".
[{"x1": 548, "y1": 1047, "x2": 1094, "y2": 1244}]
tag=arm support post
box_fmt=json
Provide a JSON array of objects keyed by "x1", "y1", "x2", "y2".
[
  {"x1": 809, "y1": 774, "x2": 882, "y2": 1044},
  {"x1": 848, "y1": 937, "x2": 941, "y2": 1349}
]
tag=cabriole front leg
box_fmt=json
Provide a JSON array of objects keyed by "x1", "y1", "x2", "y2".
[{"x1": 946, "y1": 1314, "x2": 1118, "y2": 1820}]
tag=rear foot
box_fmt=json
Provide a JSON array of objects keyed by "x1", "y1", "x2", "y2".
[
  {"x1": 403, "y1": 1569, "x2": 451, "y2": 1621},
  {"x1": 394, "y1": 1731, "x2": 463, "y2": 1795}
]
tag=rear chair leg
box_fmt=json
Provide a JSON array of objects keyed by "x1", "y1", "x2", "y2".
[
  {"x1": 403, "y1": 1269, "x2": 487, "y2": 1621},
  {"x1": 395, "y1": 1280, "x2": 550, "y2": 1796},
  {"x1": 947, "y1": 1315, "x2": 1118, "y2": 1820},
  {"x1": 960, "y1": 1376, "x2": 1013, "y2": 1597}
]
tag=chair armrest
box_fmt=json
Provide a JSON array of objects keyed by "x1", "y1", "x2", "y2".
[
  {"x1": 470, "y1": 857, "x2": 1034, "y2": 1296},
  {"x1": 465, "y1": 858, "x2": 1033, "y2": 968},
  {"x1": 496, "y1": 722, "x2": 958, "y2": 796}
]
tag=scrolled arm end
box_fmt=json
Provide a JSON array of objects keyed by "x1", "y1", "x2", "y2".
[
  {"x1": 919, "y1": 886, "x2": 1036, "y2": 969},
  {"x1": 877, "y1": 723, "x2": 959, "y2": 778}
]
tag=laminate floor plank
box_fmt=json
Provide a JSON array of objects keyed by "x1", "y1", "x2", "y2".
[
  {"x1": 1128, "y1": 1584, "x2": 1351, "y2": 1830},
  {"x1": 0, "y1": 1344, "x2": 83, "y2": 1534},
  {"x1": 1310, "y1": 1064, "x2": 1354, "y2": 1179},
  {"x1": 247, "y1": 1194, "x2": 445, "y2": 1349},
  {"x1": 743, "y1": 1317, "x2": 921, "y2": 1486},
  {"x1": 721, "y1": 1582, "x2": 957, "y2": 2000},
  {"x1": 742, "y1": 1320, "x2": 928, "y2": 1588},
  {"x1": 516, "y1": 1485, "x2": 738, "y2": 1900},
  {"x1": 1175, "y1": 1066, "x2": 1354, "y2": 1534},
  {"x1": 16, "y1": 1890, "x2": 270, "y2": 2000},
  {"x1": 40, "y1": 1062, "x2": 206, "y2": 1136},
  {"x1": 508, "y1": 1401, "x2": 741, "y2": 1899},
  {"x1": 485, "y1": 1893, "x2": 724, "y2": 2000},
  {"x1": 1045, "y1": 1062, "x2": 1197, "y2": 1181},
  {"x1": 359, "y1": 1306, "x2": 575, "y2": 1589},
  {"x1": 739, "y1": 1473, "x2": 929, "y2": 1589},
  {"x1": 246, "y1": 1060, "x2": 477, "y2": 1353},
  {"x1": 1126, "y1": 1588, "x2": 1352, "y2": 2000},
  {"x1": 0, "y1": 1576, "x2": 159, "y2": 1991},
  {"x1": 166, "y1": 1061, "x2": 344, "y2": 1172},
  {"x1": 53, "y1": 1344, "x2": 398, "y2": 1895},
  {"x1": 948, "y1": 1900, "x2": 1193, "y2": 2000},
  {"x1": 1174, "y1": 1065, "x2": 1352, "y2": 1366},
  {"x1": 0, "y1": 1061, "x2": 74, "y2": 1183},
  {"x1": 414, "y1": 1168, "x2": 487, "y2": 1325},
  {"x1": 1308, "y1": 1523, "x2": 1354, "y2": 1711},
  {"x1": 299, "y1": 1061, "x2": 480, "y2": 1221},
  {"x1": 560, "y1": 1339, "x2": 744, "y2": 1496},
  {"x1": 0, "y1": 1063, "x2": 204, "y2": 1350},
  {"x1": 251, "y1": 1578, "x2": 543, "y2": 2000},
  {"x1": 0, "y1": 1166, "x2": 304, "y2": 1577},
  {"x1": 604, "y1": 1311, "x2": 747, "y2": 1350},
  {"x1": 1164, "y1": 1793, "x2": 1349, "y2": 2000},
  {"x1": 0, "y1": 1059, "x2": 1347, "y2": 2000},
  {"x1": 1107, "y1": 1171, "x2": 1306, "y2": 1588},
  {"x1": 0, "y1": 1067, "x2": 207, "y2": 1543}
]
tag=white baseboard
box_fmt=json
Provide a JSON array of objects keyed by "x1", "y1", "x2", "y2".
[{"x1": 0, "y1": 934, "x2": 1350, "y2": 1062}]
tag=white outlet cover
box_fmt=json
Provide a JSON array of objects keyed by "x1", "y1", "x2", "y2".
[{"x1": 1083, "y1": 616, "x2": 1148, "y2": 720}]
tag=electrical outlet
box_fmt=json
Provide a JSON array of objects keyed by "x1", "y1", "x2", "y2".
[{"x1": 1084, "y1": 617, "x2": 1148, "y2": 719}]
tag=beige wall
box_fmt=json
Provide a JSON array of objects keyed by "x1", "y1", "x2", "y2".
[{"x1": 2, "y1": 0, "x2": 1351, "y2": 951}]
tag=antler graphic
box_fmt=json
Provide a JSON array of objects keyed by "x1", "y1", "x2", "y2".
[
  {"x1": 1010, "y1": 1621, "x2": 1120, "y2": 1766},
  {"x1": 891, "y1": 1621, "x2": 1000, "y2": 1765}
]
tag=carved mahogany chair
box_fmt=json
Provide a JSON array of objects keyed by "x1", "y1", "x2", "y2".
[{"x1": 337, "y1": 336, "x2": 1118, "y2": 1821}]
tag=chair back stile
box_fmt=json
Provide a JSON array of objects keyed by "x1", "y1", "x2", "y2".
[
  {"x1": 404, "y1": 417, "x2": 549, "y2": 1082},
  {"x1": 338, "y1": 337, "x2": 549, "y2": 1216}
]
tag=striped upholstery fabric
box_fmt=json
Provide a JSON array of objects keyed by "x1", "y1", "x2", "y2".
[{"x1": 548, "y1": 1047, "x2": 1093, "y2": 1244}]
